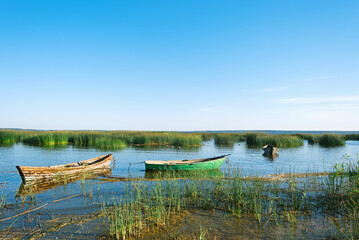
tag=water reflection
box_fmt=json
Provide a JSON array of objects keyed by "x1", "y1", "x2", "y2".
[
  {"x1": 0, "y1": 143, "x2": 15, "y2": 148},
  {"x1": 144, "y1": 169, "x2": 224, "y2": 179},
  {"x1": 16, "y1": 169, "x2": 112, "y2": 197},
  {"x1": 262, "y1": 153, "x2": 279, "y2": 160},
  {"x1": 132, "y1": 144, "x2": 202, "y2": 152}
]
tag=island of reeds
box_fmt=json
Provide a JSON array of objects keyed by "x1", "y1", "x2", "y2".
[{"x1": 0, "y1": 129, "x2": 358, "y2": 149}]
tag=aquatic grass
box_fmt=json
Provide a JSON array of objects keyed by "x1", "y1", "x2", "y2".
[
  {"x1": 0, "y1": 184, "x2": 6, "y2": 210},
  {"x1": 101, "y1": 156, "x2": 359, "y2": 239},
  {"x1": 70, "y1": 131, "x2": 202, "y2": 148},
  {"x1": 214, "y1": 133, "x2": 246, "y2": 146},
  {"x1": 317, "y1": 157, "x2": 359, "y2": 239},
  {"x1": 6, "y1": 130, "x2": 358, "y2": 150},
  {"x1": 201, "y1": 133, "x2": 215, "y2": 141},
  {"x1": 345, "y1": 134, "x2": 359, "y2": 141},
  {"x1": 245, "y1": 133, "x2": 304, "y2": 148},
  {"x1": 22, "y1": 132, "x2": 69, "y2": 146},
  {"x1": 296, "y1": 133, "x2": 320, "y2": 144},
  {"x1": 0, "y1": 130, "x2": 19, "y2": 145},
  {"x1": 102, "y1": 179, "x2": 186, "y2": 239},
  {"x1": 297, "y1": 133, "x2": 347, "y2": 147},
  {"x1": 71, "y1": 133, "x2": 127, "y2": 150},
  {"x1": 318, "y1": 134, "x2": 345, "y2": 147}
]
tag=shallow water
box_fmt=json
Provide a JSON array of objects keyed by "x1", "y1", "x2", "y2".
[{"x1": 0, "y1": 139, "x2": 358, "y2": 237}]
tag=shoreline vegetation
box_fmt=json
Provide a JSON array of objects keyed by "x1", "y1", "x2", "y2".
[
  {"x1": 100, "y1": 160, "x2": 359, "y2": 239},
  {"x1": 0, "y1": 130, "x2": 358, "y2": 149},
  {"x1": 1, "y1": 160, "x2": 359, "y2": 239}
]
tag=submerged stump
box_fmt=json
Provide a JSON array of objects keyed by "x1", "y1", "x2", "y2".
[{"x1": 262, "y1": 144, "x2": 279, "y2": 157}]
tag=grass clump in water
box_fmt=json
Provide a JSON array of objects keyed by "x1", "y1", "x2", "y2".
[
  {"x1": 0, "y1": 184, "x2": 6, "y2": 210},
  {"x1": 296, "y1": 133, "x2": 320, "y2": 144},
  {"x1": 22, "y1": 132, "x2": 69, "y2": 146},
  {"x1": 102, "y1": 180, "x2": 185, "y2": 239},
  {"x1": 344, "y1": 134, "x2": 359, "y2": 141},
  {"x1": 0, "y1": 130, "x2": 19, "y2": 145},
  {"x1": 318, "y1": 134, "x2": 345, "y2": 147},
  {"x1": 245, "y1": 133, "x2": 304, "y2": 148},
  {"x1": 214, "y1": 133, "x2": 246, "y2": 146},
  {"x1": 71, "y1": 132, "x2": 127, "y2": 150},
  {"x1": 102, "y1": 158, "x2": 359, "y2": 239}
]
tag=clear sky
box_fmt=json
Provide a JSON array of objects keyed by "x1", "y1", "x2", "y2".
[{"x1": 0, "y1": 0, "x2": 358, "y2": 131}]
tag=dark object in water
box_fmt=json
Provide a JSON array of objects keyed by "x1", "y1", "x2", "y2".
[{"x1": 262, "y1": 144, "x2": 279, "y2": 156}]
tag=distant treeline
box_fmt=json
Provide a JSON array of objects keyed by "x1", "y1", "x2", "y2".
[{"x1": 0, "y1": 130, "x2": 358, "y2": 149}]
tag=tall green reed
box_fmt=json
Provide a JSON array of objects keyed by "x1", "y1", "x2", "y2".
[
  {"x1": 214, "y1": 133, "x2": 246, "y2": 146},
  {"x1": 245, "y1": 133, "x2": 304, "y2": 148},
  {"x1": 318, "y1": 134, "x2": 345, "y2": 147},
  {"x1": 0, "y1": 130, "x2": 19, "y2": 145},
  {"x1": 22, "y1": 132, "x2": 69, "y2": 145}
]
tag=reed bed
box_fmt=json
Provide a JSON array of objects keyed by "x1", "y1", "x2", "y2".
[
  {"x1": 0, "y1": 130, "x2": 19, "y2": 145},
  {"x1": 1, "y1": 130, "x2": 358, "y2": 149},
  {"x1": 298, "y1": 133, "x2": 350, "y2": 147},
  {"x1": 296, "y1": 133, "x2": 320, "y2": 144},
  {"x1": 22, "y1": 132, "x2": 69, "y2": 145},
  {"x1": 245, "y1": 133, "x2": 304, "y2": 148},
  {"x1": 214, "y1": 133, "x2": 246, "y2": 146},
  {"x1": 318, "y1": 134, "x2": 346, "y2": 147},
  {"x1": 70, "y1": 133, "x2": 127, "y2": 150},
  {"x1": 0, "y1": 130, "x2": 203, "y2": 148},
  {"x1": 344, "y1": 134, "x2": 359, "y2": 141},
  {"x1": 102, "y1": 157, "x2": 359, "y2": 239},
  {"x1": 0, "y1": 184, "x2": 6, "y2": 210},
  {"x1": 201, "y1": 132, "x2": 215, "y2": 141}
]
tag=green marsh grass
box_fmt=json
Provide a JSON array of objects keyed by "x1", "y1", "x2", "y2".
[
  {"x1": 0, "y1": 130, "x2": 19, "y2": 145},
  {"x1": 298, "y1": 133, "x2": 348, "y2": 147},
  {"x1": 102, "y1": 158, "x2": 359, "y2": 239},
  {"x1": 3, "y1": 130, "x2": 358, "y2": 150},
  {"x1": 245, "y1": 133, "x2": 304, "y2": 148},
  {"x1": 344, "y1": 134, "x2": 359, "y2": 141},
  {"x1": 1, "y1": 130, "x2": 205, "y2": 148},
  {"x1": 22, "y1": 132, "x2": 69, "y2": 146},
  {"x1": 214, "y1": 133, "x2": 246, "y2": 146},
  {"x1": 318, "y1": 134, "x2": 345, "y2": 147},
  {"x1": 71, "y1": 133, "x2": 127, "y2": 150},
  {"x1": 296, "y1": 133, "x2": 320, "y2": 144},
  {"x1": 0, "y1": 184, "x2": 6, "y2": 210}
]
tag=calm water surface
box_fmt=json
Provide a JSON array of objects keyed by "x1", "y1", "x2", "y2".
[{"x1": 0, "y1": 139, "x2": 358, "y2": 236}]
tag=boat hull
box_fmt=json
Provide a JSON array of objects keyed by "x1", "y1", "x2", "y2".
[
  {"x1": 145, "y1": 155, "x2": 227, "y2": 171},
  {"x1": 16, "y1": 154, "x2": 113, "y2": 182}
]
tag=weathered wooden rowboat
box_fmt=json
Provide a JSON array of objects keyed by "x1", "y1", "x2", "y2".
[
  {"x1": 16, "y1": 154, "x2": 113, "y2": 182},
  {"x1": 145, "y1": 154, "x2": 230, "y2": 171}
]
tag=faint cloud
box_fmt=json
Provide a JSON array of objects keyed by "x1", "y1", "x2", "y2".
[
  {"x1": 200, "y1": 107, "x2": 226, "y2": 113},
  {"x1": 257, "y1": 85, "x2": 292, "y2": 93},
  {"x1": 296, "y1": 76, "x2": 334, "y2": 83},
  {"x1": 281, "y1": 96, "x2": 359, "y2": 104},
  {"x1": 256, "y1": 76, "x2": 334, "y2": 93}
]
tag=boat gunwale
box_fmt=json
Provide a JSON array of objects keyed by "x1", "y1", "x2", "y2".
[
  {"x1": 145, "y1": 154, "x2": 230, "y2": 166},
  {"x1": 16, "y1": 154, "x2": 113, "y2": 180}
]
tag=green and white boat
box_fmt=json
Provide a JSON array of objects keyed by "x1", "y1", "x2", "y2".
[{"x1": 145, "y1": 154, "x2": 230, "y2": 171}]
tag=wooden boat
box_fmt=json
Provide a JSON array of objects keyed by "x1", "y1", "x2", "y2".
[
  {"x1": 16, "y1": 154, "x2": 113, "y2": 182},
  {"x1": 145, "y1": 154, "x2": 230, "y2": 171},
  {"x1": 16, "y1": 168, "x2": 112, "y2": 196}
]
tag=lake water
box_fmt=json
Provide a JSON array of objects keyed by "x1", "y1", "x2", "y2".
[{"x1": 0, "y1": 139, "x2": 358, "y2": 237}]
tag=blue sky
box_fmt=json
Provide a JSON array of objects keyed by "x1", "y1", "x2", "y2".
[{"x1": 0, "y1": 0, "x2": 358, "y2": 131}]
